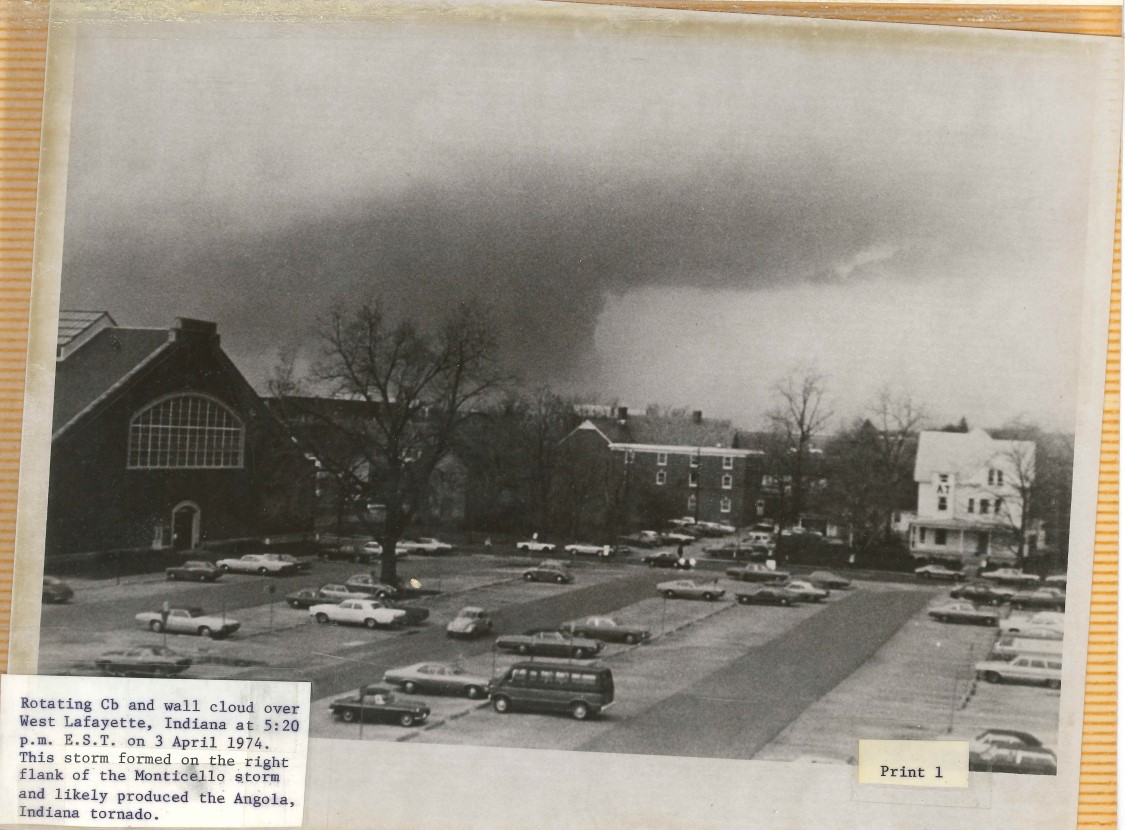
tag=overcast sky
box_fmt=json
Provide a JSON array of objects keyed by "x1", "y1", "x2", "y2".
[{"x1": 57, "y1": 5, "x2": 1116, "y2": 432}]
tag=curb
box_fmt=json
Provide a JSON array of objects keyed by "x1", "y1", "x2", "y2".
[{"x1": 396, "y1": 700, "x2": 492, "y2": 742}]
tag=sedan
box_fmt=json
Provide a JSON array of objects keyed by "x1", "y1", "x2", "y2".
[
  {"x1": 657, "y1": 579, "x2": 725, "y2": 601},
  {"x1": 979, "y1": 568, "x2": 1041, "y2": 587},
  {"x1": 558, "y1": 616, "x2": 650, "y2": 645},
  {"x1": 643, "y1": 552, "x2": 694, "y2": 569},
  {"x1": 329, "y1": 686, "x2": 430, "y2": 727},
  {"x1": 970, "y1": 729, "x2": 1049, "y2": 754},
  {"x1": 969, "y1": 745, "x2": 1058, "y2": 775},
  {"x1": 398, "y1": 537, "x2": 454, "y2": 555},
  {"x1": 782, "y1": 580, "x2": 829, "y2": 602},
  {"x1": 216, "y1": 554, "x2": 298, "y2": 576},
  {"x1": 927, "y1": 601, "x2": 999, "y2": 626},
  {"x1": 285, "y1": 584, "x2": 356, "y2": 609},
  {"x1": 807, "y1": 570, "x2": 852, "y2": 590},
  {"x1": 1000, "y1": 611, "x2": 1064, "y2": 635},
  {"x1": 165, "y1": 560, "x2": 223, "y2": 582},
  {"x1": 516, "y1": 538, "x2": 557, "y2": 553},
  {"x1": 619, "y1": 531, "x2": 662, "y2": 548},
  {"x1": 975, "y1": 654, "x2": 1062, "y2": 689},
  {"x1": 914, "y1": 564, "x2": 966, "y2": 581},
  {"x1": 378, "y1": 599, "x2": 430, "y2": 625},
  {"x1": 95, "y1": 646, "x2": 192, "y2": 678},
  {"x1": 135, "y1": 607, "x2": 241, "y2": 639},
  {"x1": 42, "y1": 576, "x2": 73, "y2": 604},
  {"x1": 522, "y1": 561, "x2": 573, "y2": 584},
  {"x1": 446, "y1": 606, "x2": 493, "y2": 639},
  {"x1": 564, "y1": 542, "x2": 615, "y2": 558},
  {"x1": 735, "y1": 586, "x2": 801, "y2": 606},
  {"x1": 949, "y1": 582, "x2": 1015, "y2": 605},
  {"x1": 725, "y1": 563, "x2": 789, "y2": 583},
  {"x1": 1009, "y1": 589, "x2": 1066, "y2": 612},
  {"x1": 703, "y1": 541, "x2": 767, "y2": 559},
  {"x1": 258, "y1": 553, "x2": 311, "y2": 571},
  {"x1": 383, "y1": 663, "x2": 491, "y2": 698},
  {"x1": 495, "y1": 629, "x2": 603, "y2": 659},
  {"x1": 344, "y1": 574, "x2": 399, "y2": 598},
  {"x1": 308, "y1": 598, "x2": 406, "y2": 628}
]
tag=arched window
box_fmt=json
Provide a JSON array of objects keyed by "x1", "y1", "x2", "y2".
[{"x1": 128, "y1": 394, "x2": 244, "y2": 469}]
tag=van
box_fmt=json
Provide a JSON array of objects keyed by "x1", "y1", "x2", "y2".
[
  {"x1": 742, "y1": 531, "x2": 776, "y2": 550},
  {"x1": 488, "y1": 661, "x2": 614, "y2": 720}
]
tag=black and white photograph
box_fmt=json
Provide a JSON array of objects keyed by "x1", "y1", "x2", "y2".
[{"x1": 12, "y1": 1, "x2": 1120, "y2": 824}]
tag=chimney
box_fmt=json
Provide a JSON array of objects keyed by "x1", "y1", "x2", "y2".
[
  {"x1": 617, "y1": 406, "x2": 628, "y2": 421},
  {"x1": 692, "y1": 410, "x2": 703, "y2": 424},
  {"x1": 171, "y1": 318, "x2": 220, "y2": 346}
]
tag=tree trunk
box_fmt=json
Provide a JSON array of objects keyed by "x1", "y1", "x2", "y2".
[{"x1": 379, "y1": 466, "x2": 403, "y2": 586}]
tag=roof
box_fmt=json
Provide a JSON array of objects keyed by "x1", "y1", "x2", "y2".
[
  {"x1": 57, "y1": 310, "x2": 114, "y2": 350},
  {"x1": 583, "y1": 414, "x2": 737, "y2": 449},
  {"x1": 52, "y1": 326, "x2": 171, "y2": 432},
  {"x1": 914, "y1": 429, "x2": 1034, "y2": 483}
]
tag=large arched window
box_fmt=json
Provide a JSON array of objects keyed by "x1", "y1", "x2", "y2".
[{"x1": 128, "y1": 394, "x2": 244, "y2": 469}]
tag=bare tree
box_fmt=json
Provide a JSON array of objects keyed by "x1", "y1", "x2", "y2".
[
  {"x1": 765, "y1": 366, "x2": 834, "y2": 525},
  {"x1": 271, "y1": 300, "x2": 504, "y2": 585},
  {"x1": 868, "y1": 386, "x2": 928, "y2": 536}
]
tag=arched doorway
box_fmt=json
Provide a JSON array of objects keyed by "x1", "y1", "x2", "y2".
[{"x1": 171, "y1": 502, "x2": 201, "y2": 551}]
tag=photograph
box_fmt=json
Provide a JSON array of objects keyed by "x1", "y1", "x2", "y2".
[{"x1": 10, "y1": 1, "x2": 1119, "y2": 823}]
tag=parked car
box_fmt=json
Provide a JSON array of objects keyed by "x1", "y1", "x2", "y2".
[
  {"x1": 134, "y1": 607, "x2": 240, "y2": 639},
  {"x1": 215, "y1": 554, "x2": 299, "y2": 576},
  {"x1": 258, "y1": 553, "x2": 311, "y2": 572},
  {"x1": 344, "y1": 573, "x2": 399, "y2": 598},
  {"x1": 914, "y1": 564, "x2": 966, "y2": 581},
  {"x1": 397, "y1": 537, "x2": 454, "y2": 555},
  {"x1": 564, "y1": 542, "x2": 615, "y2": 558},
  {"x1": 703, "y1": 541, "x2": 766, "y2": 559},
  {"x1": 516, "y1": 538, "x2": 557, "y2": 553},
  {"x1": 661, "y1": 531, "x2": 697, "y2": 545},
  {"x1": 286, "y1": 584, "x2": 356, "y2": 608},
  {"x1": 317, "y1": 539, "x2": 378, "y2": 563},
  {"x1": 991, "y1": 635, "x2": 1064, "y2": 661},
  {"x1": 949, "y1": 582, "x2": 1015, "y2": 605},
  {"x1": 979, "y1": 568, "x2": 1041, "y2": 587},
  {"x1": 377, "y1": 599, "x2": 430, "y2": 625},
  {"x1": 446, "y1": 606, "x2": 493, "y2": 639},
  {"x1": 657, "y1": 579, "x2": 725, "y2": 601},
  {"x1": 693, "y1": 521, "x2": 736, "y2": 537},
  {"x1": 522, "y1": 560, "x2": 573, "y2": 584},
  {"x1": 807, "y1": 570, "x2": 852, "y2": 590},
  {"x1": 329, "y1": 686, "x2": 430, "y2": 727},
  {"x1": 926, "y1": 601, "x2": 1000, "y2": 626},
  {"x1": 1000, "y1": 611, "x2": 1064, "y2": 635},
  {"x1": 642, "y1": 551, "x2": 694, "y2": 569},
  {"x1": 95, "y1": 645, "x2": 192, "y2": 678},
  {"x1": 999, "y1": 625, "x2": 1064, "y2": 641},
  {"x1": 735, "y1": 585, "x2": 801, "y2": 606},
  {"x1": 619, "y1": 530, "x2": 662, "y2": 548},
  {"x1": 165, "y1": 560, "x2": 223, "y2": 582},
  {"x1": 726, "y1": 563, "x2": 789, "y2": 583},
  {"x1": 742, "y1": 531, "x2": 777, "y2": 550},
  {"x1": 782, "y1": 579, "x2": 829, "y2": 602},
  {"x1": 669, "y1": 517, "x2": 696, "y2": 528},
  {"x1": 558, "y1": 616, "x2": 650, "y2": 645},
  {"x1": 489, "y1": 661, "x2": 615, "y2": 720},
  {"x1": 383, "y1": 662, "x2": 491, "y2": 698},
  {"x1": 970, "y1": 729, "x2": 1050, "y2": 754},
  {"x1": 969, "y1": 744, "x2": 1058, "y2": 775},
  {"x1": 1009, "y1": 588, "x2": 1066, "y2": 612},
  {"x1": 1044, "y1": 574, "x2": 1067, "y2": 591},
  {"x1": 308, "y1": 598, "x2": 406, "y2": 628},
  {"x1": 495, "y1": 629, "x2": 603, "y2": 659},
  {"x1": 42, "y1": 576, "x2": 73, "y2": 604},
  {"x1": 975, "y1": 654, "x2": 1062, "y2": 689}
]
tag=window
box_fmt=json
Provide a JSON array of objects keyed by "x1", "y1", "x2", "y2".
[
  {"x1": 690, "y1": 454, "x2": 699, "y2": 468},
  {"x1": 128, "y1": 394, "x2": 244, "y2": 469},
  {"x1": 935, "y1": 529, "x2": 947, "y2": 545},
  {"x1": 722, "y1": 456, "x2": 733, "y2": 470},
  {"x1": 937, "y1": 496, "x2": 948, "y2": 511},
  {"x1": 721, "y1": 474, "x2": 733, "y2": 489},
  {"x1": 919, "y1": 528, "x2": 927, "y2": 543},
  {"x1": 688, "y1": 471, "x2": 698, "y2": 488},
  {"x1": 624, "y1": 450, "x2": 635, "y2": 465},
  {"x1": 996, "y1": 470, "x2": 1003, "y2": 486},
  {"x1": 720, "y1": 497, "x2": 731, "y2": 514},
  {"x1": 939, "y1": 474, "x2": 949, "y2": 483},
  {"x1": 980, "y1": 500, "x2": 990, "y2": 515},
  {"x1": 687, "y1": 494, "x2": 697, "y2": 511},
  {"x1": 655, "y1": 470, "x2": 667, "y2": 486},
  {"x1": 967, "y1": 499, "x2": 975, "y2": 513},
  {"x1": 994, "y1": 497, "x2": 1003, "y2": 515},
  {"x1": 657, "y1": 452, "x2": 668, "y2": 466}
]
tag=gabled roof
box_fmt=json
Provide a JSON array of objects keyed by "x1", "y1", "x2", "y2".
[
  {"x1": 52, "y1": 326, "x2": 171, "y2": 433},
  {"x1": 583, "y1": 414, "x2": 737, "y2": 449},
  {"x1": 914, "y1": 429, "x2": 1033, "y2": 483},
  {"x1": 57, "y1": 310, "x2": 114, "y2": 350}
]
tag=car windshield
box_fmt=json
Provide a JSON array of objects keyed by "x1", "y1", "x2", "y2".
[{"x1": 186, "y1": 608, "x2": 206, "y2": 617}]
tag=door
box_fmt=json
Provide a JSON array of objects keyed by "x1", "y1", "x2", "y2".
[{"x1": 171, "y1": 503, "x2": 200, "y2": 551}]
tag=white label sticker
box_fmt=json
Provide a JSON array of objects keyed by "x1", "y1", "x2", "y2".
[
  {"x1": 857, "y1": 739, "x2": 969, "y2": 788},
  {"x1": 0, "y1": 674, "x2": 310, "y2": 827}
]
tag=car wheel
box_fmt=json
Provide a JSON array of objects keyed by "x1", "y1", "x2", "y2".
[
  {"x1": 364, "y1": 618, "x2": 377, "y2": 629},
  {"x1": 198, "y1": 626, "x2": 213, "y2": 638},
  {"x1": 315, "y1": 613, "x2": 329, "y2": 624},
  {"x1": 466, "y1": 686, "x2": 484, "y2": 699},
  {"x1": 399, "y1": 713, "x2": 415, "y2": 727},
  {"x1": 340, "y1": 708, "x2": 357, "y2": 723},
  {"x1": 493, "y1": 695, "x2": 511, "y2": 714},
  {"x1": 573, "y1": 648, "x2": 588, "y2": 659},
  {"x1": 738, "y1": 596, "x2": 750, "y2": 605},
  {"x1": 167, "y1": 572, "x2": 177, "y2": 581},
  {"x1": 663, "y1": 590, "x2": 676, "y2": 599},
  {"x1": 523, "y1": 573, "x2": 534, "y2": 582},
  {"x1": 288, "y1": 600, "x2": 300, "y2": 608},
  {"x1": 257, "y1": 567, "x2": 268, "y2": 575},
  {"x1": 149, "y1": 621, "x2": 163, "y2": 633},
  {"x1": 624, "y1": 634, "x2": 637, "y2": 645},
  {"x1": 198, "y1": 574, "x2": 210, "y2": 582},
  {"x1": 570, "y1": 702, "x2": 590, "y2": 721},
  {"x1": 517, "y1": 644, "x2": 529, "y2": 654},
  {"x1": 354, "y1": 555, "x2": 365, "y2": 563},
  {"x1": 920, "y1": 573, "x2": 929, "y2": 580},
  {"x1": 1047, "y1": 679, "x2": 1061, "y2": 690},
  {"x1": 555, "y1": 575, "x2": 565, "y2": 584},
  {"x1": 219, "y1": 564, "x2": 230, "y2": 572},
  {"x1": 403, "y1": 681, "x2": 417, "y2": 694},
  {"x1": 983, "y1": 671, "x2": 1001, "y2": 683},
  {"x1": 702, "y1": 593, "x2": 715, "y2": 601}
]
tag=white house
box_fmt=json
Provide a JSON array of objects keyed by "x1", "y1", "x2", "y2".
[{"x1": 908, "y1": 429, "x2": 1037, "y2": 563}]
